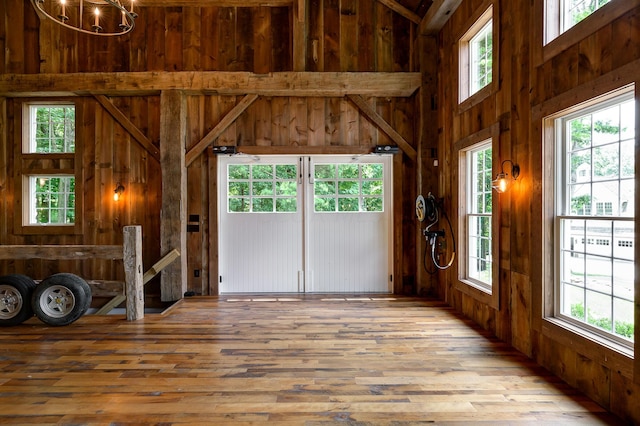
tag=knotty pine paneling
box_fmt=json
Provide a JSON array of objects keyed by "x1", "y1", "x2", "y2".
[{"x1": 434, "y1": 0, "x2": 640, "y2": 423}]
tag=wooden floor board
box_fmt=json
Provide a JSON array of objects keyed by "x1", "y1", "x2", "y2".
[{"x1": 0, "y1": 295, "x2": 623, "y2": 424}]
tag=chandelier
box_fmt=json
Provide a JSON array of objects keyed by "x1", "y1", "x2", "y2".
[{"x1": 30, "y1": 0, "x2": 137, "y2": 36}]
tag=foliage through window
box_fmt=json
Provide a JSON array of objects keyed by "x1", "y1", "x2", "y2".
[
  {"x1": 554, "y1": 89, "x2": 634, "y2": 345},
  {"x1": 562, "y1": 0, "x2": 611, "y2": 33},
  {"x1": 465, "y1": 142, "x2": 493, "y2": 289},
  {"x1": 314, "y1": 163, "x2": 383, "y2": 213},
  {"x1": 227, "y1": 164, "x2": 298, "y2": 213},
  {"x1": 27, "y1": 176, "x2": 76, "y2": 225},
  {"x1": 470, "y1": 20, "x2": 493, "y2": 95},
  {"x1": 459, "y1": 6, "x2": 493, "y2": 102},
  {"x1": 27, "y1": 105, "x2": 75, "y2": 153}
]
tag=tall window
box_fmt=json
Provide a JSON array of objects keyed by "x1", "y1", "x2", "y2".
[
  {"x1": 19, "y1": 102, "x2": 79, "y2": 231},
  {"x1": 470, "y1": 21, "x2": 493, "y2": 95},
  {"x1": 459, "y1": 6, "x2": 493, "y2": 102},
  {"x1": 553, "y1": 88, "x2": 634, "y2": 346},
  {"x1": 464, "y1": 142, "x2": 493, "y2": 291}
]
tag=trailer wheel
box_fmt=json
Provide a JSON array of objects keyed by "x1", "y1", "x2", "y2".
[
  {"x1": 0, "y1": 274, "x2": 37, "y2": 326},
  {"x1": 32, "y1": 273, "x2": 91, "y2": 326}
]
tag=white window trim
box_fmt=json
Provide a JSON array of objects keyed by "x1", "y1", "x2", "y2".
[
  {"x1": 24, "y1": 175, "x2": 76, "y2": 226},
  {"x1": 542, "y1": 84, "x2": 635, "y2": 356},
  {"x1": 543, "y1": 0, "x2": 634, "y2": 62},
  {"x1": 15, "y1": 99, "x2": 82, "y2": 235},
  {"x1": 458, "y1": 5, "x2": 494, "y2": 105},
  {"x1": 454, "y1": 124, "x2": 500, "y2": 309}
]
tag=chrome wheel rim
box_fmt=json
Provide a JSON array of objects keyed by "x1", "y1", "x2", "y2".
[
  {"x1": 0, "y1": 285, "x2": 23, "y2": 319},
  {"x1": 39, "y1": 285, "x2": 76, "y2": 318}
]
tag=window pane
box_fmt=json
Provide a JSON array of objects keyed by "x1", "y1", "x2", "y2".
[
  {"x1": 314, "y1": 163, "x2": 385, "y2": 213},
  {"x1": 31, "y1": 105, "x2": 75, "y2": 153},
  {"x1": 470, "y1": 20, "x2": 493, "y2": 94},
  {"x1": 563, "y1": 0, "x2": 612, "y2": 32},
  {"x1": 556, "y1": 91, "x2": 634, "y2": 344},
  {"x1": 30, "y1": 176, "x2": 75, "y2": 224},
  {"x1": 228, "y1": 163, "x2": 297, "y2": 213}
]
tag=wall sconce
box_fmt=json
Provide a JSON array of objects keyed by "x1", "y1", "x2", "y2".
[
  {"x1": 113, "y1": 183, "x2": 125, "y2": 201},
  {"x1": 492, "y1": 160, "x2": 520, "y2": 193}
]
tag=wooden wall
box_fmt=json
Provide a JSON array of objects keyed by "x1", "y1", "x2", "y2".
[
  {"x1": 0, "y1": 0, "x2": 422, "y2": 303},
  {"x1": 0, "y1": 1, "x2": 414, "y2": 74},
  {"x1": 433, "y1": 0, "x2": 640, "y2": 422}
]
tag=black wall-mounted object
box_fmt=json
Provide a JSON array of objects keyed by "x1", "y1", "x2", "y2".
[
  {"x1": 211, "y1": 146, "x2": 237, "y2": 154},
  {"x1": 373, "y1": 145, "x2": 400, "y2": 154}
]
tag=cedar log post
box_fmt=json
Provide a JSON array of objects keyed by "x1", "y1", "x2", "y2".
[{"x1": 123, "y1": 225, "x2": 144, "y2": 321}]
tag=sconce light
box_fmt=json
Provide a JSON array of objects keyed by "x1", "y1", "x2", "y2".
[
  {"x1": 492, "y1": 160, "x2": 520, "y2": 193},
  {"x1": 113, "y1": 183, "x2": 125, "y2": 201}
]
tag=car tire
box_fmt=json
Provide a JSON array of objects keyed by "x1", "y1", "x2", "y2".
[
  {"x1": 32, "y1": 273, "x2": 92, "y2": 326},
  {"x1": 0, "y1": 274, "x2": 37, "y2": 326}
]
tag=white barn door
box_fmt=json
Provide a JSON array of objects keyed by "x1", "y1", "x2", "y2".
[{"x1": 218, "y1": 155, "x2": 393, "y2": 294}]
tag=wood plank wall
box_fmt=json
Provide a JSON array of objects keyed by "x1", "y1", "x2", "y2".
[
  {"x1": 0, "y1": 0, "x2": 422, "y2": 301},
  {"x1": 435, "y1": 0, "x2": 640, "y2": 422}
]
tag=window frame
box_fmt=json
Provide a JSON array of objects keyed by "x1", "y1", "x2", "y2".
[
  {"x1": 542, "y1": 0, "x2": 634, "y2": 62},
  {"x1": 457, "y1": 3, "x2": 497, "y2": 108},
  {"x1": 537, "y1": 84, "x2": 636, "y2": 363},
  {"x1": 454, "y1": 124, "x2": 500, "y2": 309},
  {"x1": 14, "y1": 99, "x2": 83, "y2": 235},
  {"x1": 552, "y1": 88, "x2": 635, "y2": 350}
]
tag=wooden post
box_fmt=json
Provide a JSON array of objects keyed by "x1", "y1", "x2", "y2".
[
  {"x1": 160, "y1": 90, "x2": 188, "y2": 301},
  {"x1": 123, "y1": 225, "x2": 144, "y2": 321}
]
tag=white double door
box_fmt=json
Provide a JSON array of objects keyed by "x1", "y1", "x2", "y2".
[{"x1": 218, "y1": 155, "x2": 393, "y2": 294}]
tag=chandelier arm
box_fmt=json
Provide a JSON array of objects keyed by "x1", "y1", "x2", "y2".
[{"x1": 30, "y1": 0, "x2": 136, "y2": 36}]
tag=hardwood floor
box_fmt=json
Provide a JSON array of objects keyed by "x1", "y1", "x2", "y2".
[{"x1": 0, "y1": 295, "x2": 623, "y2": 425}]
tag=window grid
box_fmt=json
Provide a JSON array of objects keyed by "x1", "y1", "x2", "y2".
[
  {"x1": 227, "y1": 164, "x2": 298, "y2": 213},
  {"x1": 29, "y1": 176, "x2": 76, "y2": 225},
  {"x1": 467, "y1": 144, "x2": 493, "y2": 288},
  {"x1": 470, "y1": 20, "x2": 493, "y2": 95},
  {"x1": 29, "y1": 105, "x2": 75, "y2": 153},
  {"x1": 556, "y1": 92, "x2": 635, "y2": 344},
  {"x1": 314, "y1": 163, "x2": 384, "y2": 213}
]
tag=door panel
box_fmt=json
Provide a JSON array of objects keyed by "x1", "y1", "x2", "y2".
[{"x1": 218, "y1": 155, "x2": 392, "y2": 294}]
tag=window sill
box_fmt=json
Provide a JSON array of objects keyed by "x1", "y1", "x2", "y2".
[
  {"x1": 454, "y1": 278, "x2": 498, "y2": 309},
  {"x1": 541, "y1": 317, "x2": 634, "y2": 378},
  {"x1": 457, "y1": 82, "x2": 495, "y2": 114}
]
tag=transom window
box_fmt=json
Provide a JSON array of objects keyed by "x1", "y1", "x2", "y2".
[
  {"x1": 313, "y1": 163, "x2": 384, "y2": 213},
  {"x1": 227, "y1": 164, "x2": 298, "y2": 213},
  {"x1": 464, "y1": 142, "x2": 493, "y2": 290},
  {"x1": 459, "y1": 6, "x2": 493, "y2": 103},
  {"x1": 554, "y1": 88, "x2": 634, "y2": 346},
  {"x1": 470, "y1": 21, "x2": 493, "y2": 95},
  {"x1": 562, "y1": 0, "x2": 611, "y2": 33}
]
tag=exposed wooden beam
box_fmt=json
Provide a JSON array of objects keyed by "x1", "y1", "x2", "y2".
[
  {"x1": 94, "y1": 95, "x2": 160, "y2": 162},
  {"x1": 0, "y1": 245, "x2": 123, "y2": 260},
  {"x1": 347, "y1": 94, "x2": 417, "y2": 161},
  {"x1": 376, "y1": 0, "x2": 421, "y2": 24},
  {"x1": 419, "y1": 0, "x2": 463, "y2": 35},
  {"x1": 0, "y1": 72, "x2": 421, "y2": 98},
  {"x1": 186, "y1": 94, "x2": 259, "y2": 167}
]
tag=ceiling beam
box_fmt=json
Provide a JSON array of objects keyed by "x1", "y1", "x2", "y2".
[
  {"x1": 375, "y1": 0, "x2": 421, "y2": 24},
  {"x1": 347, "y1": 94, "x2": 417, "y2": 161},
  {"x1": 0, "y1": 72, "x2": 421, "y2": 97},
  {"x1": 419, "y1": 0, "x2": 463, "y2": 35}
]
